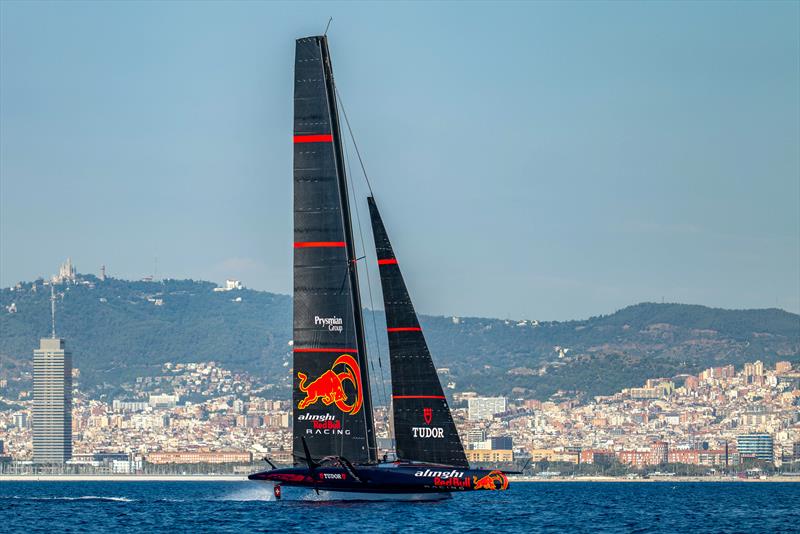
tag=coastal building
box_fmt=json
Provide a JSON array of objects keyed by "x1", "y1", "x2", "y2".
[
  {"x1": 145, "y1": 451, "x2": 252, "y2": 464},
  {"x1": 668, "y1": 449, "x2": 700, "y2": 465},
  {"x1": 650, "y1": 441, "x2": 669, "y2": 464},
  {"x1": 579, "y1": 449, "x2": 615, "y2": 465},
  {"x1": 0, "y1": 440, "x2": 9, "y2": 464},
  {"x1": 465, "y1": 449, "x2": 513, "y2": 463},
  {"x1": 33, "y1": 338, "x2": 73, "y2": 463},
  {"x1": 699, "y1": 449, "x2": 731, "y2": 467},
  {"x1": 618, "y1": 450, "x2": 650, "y2": 468},
  {"x1": 737, "y1": 433, "x2": 774, "y2": 463},
  {"x1": 528, "y1": 449, "x2": 557, "y2": 462}
]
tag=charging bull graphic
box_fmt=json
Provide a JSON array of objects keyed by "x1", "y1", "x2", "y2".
[
  {"x1": 473, "y1": 470, "x2": 509, "y2": 491},
  {"x1": 297, "y1": 354, "x2": 363, "y2": 415}
]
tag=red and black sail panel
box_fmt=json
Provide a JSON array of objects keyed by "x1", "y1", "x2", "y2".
[
  {"x1": 292, "y1": 36, "x2": 375, "y2": 464},
  {"x1": 367, "y1": 196, "x2": 468, "y2": 468}
]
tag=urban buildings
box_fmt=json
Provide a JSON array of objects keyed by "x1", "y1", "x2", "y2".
[
  {"x1": 467, "y1": 397, "x2": 507, "y2": 421},
  {"x1": 465, "y1": 449, "x2": 513, "y2": 463},
  {"x1": 0, "y1": 356, "x2": 797, "y2": 474},
  {"x1": 32, "y1": 338, "x2": 73, "y2": 463},
  {"x1": 737, "y1": 433, "x2": 774, "y2": 463},
  {"x1": 148, "y1": 394, "x2": 179, "y2": 409},
  {"x1": 13, "y1": 412, "x2": 28, "y2": 429},
  {"x1": 146, "y1": 451, "x2": 253, "y2": 464}
]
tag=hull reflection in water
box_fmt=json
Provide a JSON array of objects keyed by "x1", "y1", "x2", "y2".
[{"x1": 302, "y1": 489, "x2": 452, "y2": 502}]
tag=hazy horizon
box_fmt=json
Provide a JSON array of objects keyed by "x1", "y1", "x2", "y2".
[{"x1": 2, "y1": 1, "x2": 798, "y2": 321}]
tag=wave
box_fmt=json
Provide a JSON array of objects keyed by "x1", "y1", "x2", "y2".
[{"x1": 3, "y1": 495, "x2": 134, "y2": 502}]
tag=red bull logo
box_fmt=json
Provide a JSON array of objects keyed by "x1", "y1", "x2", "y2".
[
  {"x1": 312, "y1": 419, "x2": 341, "y2": 430},
  {"x1": 434, "y1": 476, "x2": 471, "y2": 488},
  {"x1": 297, "y1": 354, "x2": 363, "y2": 415},
  {"x1": 473, "y1": 470, "x2": 509, "y2": 491}
]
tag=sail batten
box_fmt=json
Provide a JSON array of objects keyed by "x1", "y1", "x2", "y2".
[
  {"x1": 292, "y1": 35, "x2": 375, "y2": 464},
  {"x1": 368, "y1": 196, "x2": 469, "y2": 468}
]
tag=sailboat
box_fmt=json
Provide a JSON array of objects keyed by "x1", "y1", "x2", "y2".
[{"x1": 248, "y1": 35, "x2": 511, "y2": 499}]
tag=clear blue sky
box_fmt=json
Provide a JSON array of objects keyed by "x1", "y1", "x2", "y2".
[{"x1": 1, "y1": 1, "x2": 798, "y2": 320}]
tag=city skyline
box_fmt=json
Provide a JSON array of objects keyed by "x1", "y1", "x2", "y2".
[
  {"x1": 2, "y1": 261, "x2": 795, "y2": 472},
  {"x1": 2, "y1": 356, "x2": 797, "y2": 472},
  {"x1": 2, "y1": 2, "x2": 798, "y2": 320}
]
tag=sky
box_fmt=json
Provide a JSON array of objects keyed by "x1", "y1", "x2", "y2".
[{"x1": 1, "y1": 1, "x2": 798, "y2": 321}]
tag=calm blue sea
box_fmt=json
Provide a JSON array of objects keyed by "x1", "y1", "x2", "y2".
[{"x1": 1, "y1": 481, "x2": 798, "y2": 533}]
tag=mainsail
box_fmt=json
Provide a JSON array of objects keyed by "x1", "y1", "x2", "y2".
[
  {"x1": 367, "y1": 197, "x2": 469, "y2": 468},
  {"x1": 292, "y1": 36, "x2": 376, "y2": 464}
]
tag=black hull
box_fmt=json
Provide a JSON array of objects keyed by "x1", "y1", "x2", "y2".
[{"x1": 248, "y1": 462, "x2": 509, "y2": 494}]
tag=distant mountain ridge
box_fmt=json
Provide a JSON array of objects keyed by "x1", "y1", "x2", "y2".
[{"x1": 1, "y1": 276, "x2": 797, "y2": 400}]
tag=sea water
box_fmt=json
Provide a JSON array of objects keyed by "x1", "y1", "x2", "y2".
[{"x1": 1, "y1": 480, "x2": 798, "y2": 533}]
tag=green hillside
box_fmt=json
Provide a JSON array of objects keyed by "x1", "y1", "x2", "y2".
[{"x1": 1, "y1": 276, "x2": 797, "y2": 400}]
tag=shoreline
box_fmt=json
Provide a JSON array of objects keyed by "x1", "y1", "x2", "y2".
[
  {"x1": 1, "y1": 474, "x2": 798, "y2": 482},
  {"x1": 509, "y1": 475, "x2": 800, "y2": 483},
  {"x1": 0, "y1": 475, "x2": 248, "y2": 481}
]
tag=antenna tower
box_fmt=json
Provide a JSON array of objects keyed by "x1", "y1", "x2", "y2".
[{"x1": 50, "y1": 285, "x2": 57, "y2": 339}]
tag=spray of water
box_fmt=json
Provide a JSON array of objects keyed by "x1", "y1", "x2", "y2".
[{"x1": 219, "y1": 484, "x2": 276, "y2": 502}]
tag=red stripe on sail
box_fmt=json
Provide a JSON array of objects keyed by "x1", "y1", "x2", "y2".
[
  {"x1": 294, "y1": 134, "x2": 333, "y2": 143},
  {"x1": 293, "y1": 348, "x2": 358, "y2": 353},
  {"x1": 387, "y1": 327, "x2": 422, "y2": 332},
  {"x1": 392, "y1": 395, "x2": 446, "y2": 399},
  {"x1": 294, "y1": 241, "x2": 346, "y2": 248},
  {"x1": 377, "y1": 259, "x2": 398, "y2": 265}
]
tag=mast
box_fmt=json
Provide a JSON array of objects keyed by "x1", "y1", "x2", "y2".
[
  {"x1": 368, "y1": 196, "x2": 468, "y2": 468},
  {"x1": 319, "y1": 36, "x2": 376, "y2": 463},
  {"x1": 292, "y1": 35, "x2": 376, "y2": 464}
]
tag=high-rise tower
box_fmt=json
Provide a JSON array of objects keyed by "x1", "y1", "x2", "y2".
[{"x1": 32, "y1": 288, "x2": 72, "y2": 464}]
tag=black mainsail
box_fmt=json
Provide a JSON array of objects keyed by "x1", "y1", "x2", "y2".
[
  {"x1": 292, "y1": 36, "x2": 376, "y2": 464},
  {"x1": 367, "y1": 196, "x2": 469, "y2": 468}
]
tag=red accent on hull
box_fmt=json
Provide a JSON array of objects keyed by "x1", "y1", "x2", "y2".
[
  {"x1": 377, "y1": 259, "x2": 398, "y2": 265},
  {"x1": 392, "y1": 395, "x2": 446, "y2": 399},
  {"x1": 293, "y1": 348, "x2": 359, "y2": 353},
  {"x1": 387, "y1": 327, "x2": 422, "y2": 332},
  {"x1": 294, "y1": 134, "x2": 333, "y2": 143},
  {"x1": 294, "y1": 241, "x2": 346, "y2": 248}
]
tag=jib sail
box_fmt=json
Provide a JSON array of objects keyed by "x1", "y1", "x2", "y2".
[
  {"x1": 292, "y1": 36, "x2": 376, "y2": 464},
  {"x1": 367, "y1": 196, "x2": 469, "y2": 468}
]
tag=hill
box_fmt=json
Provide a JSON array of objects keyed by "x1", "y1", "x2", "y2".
[{"x1": 1, "y1": 276, "x2": 797, "y2": 400}]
